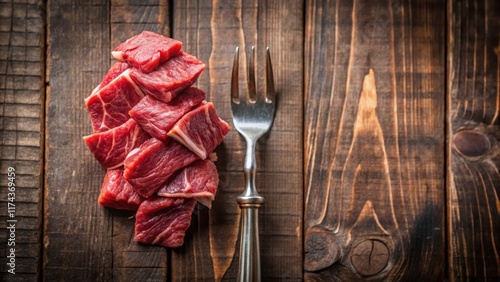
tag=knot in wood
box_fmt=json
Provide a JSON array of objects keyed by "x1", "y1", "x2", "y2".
[
  {"x1": 350, "y1": 239, "x2": 389, "y2": 277},
  {"x1": 452, "y1": 130, "x2": 491, "y2": 159},
  {"x1": 304, "y1": 226, "x2": 341, "y2": 272}
]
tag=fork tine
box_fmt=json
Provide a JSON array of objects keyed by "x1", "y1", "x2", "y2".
[
  {"x1": 247, "y1": 46, "x2": 256, "y2": 102},
  {"x1": 266, "y1": 47, "x2": 275, "y2": 103},
  {"x1": 231, "y1": 46, "x2": 240, "y2": 103}
]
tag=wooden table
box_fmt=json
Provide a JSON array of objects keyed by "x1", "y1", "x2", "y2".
[{"x1": 1, "y1": 0, "x2": 499, "y2": 281}]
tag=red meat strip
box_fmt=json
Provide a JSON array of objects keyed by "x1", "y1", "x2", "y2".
[
  {"x1": 90, "y1": 62, "x2": 130, "y2": 96},
  {"x1": 134, "y1": 196, "x2": 196, "y2": 248},
  {"x1": 157, "y1": 159, "x2": 218, "y2": 208},
  {"x1": 112, "y1": 31, "x2": 182, "y2": 73},
  {"x1": 168, "y1": 102, "x2": 230, "y2": 159},
  {"x1": 98, "y1": 168, "x2": 145, "y2": 210},
  {"x1": 123, "y1": 138, "x2": 199, "y2": 198},
  {"x1": 129, "y1": 87, "x2": 206, "y2": 141},
  {"x1": 129, "y1": 52, "x2": 205, "y2": 103},
  {"x1": 83, "y1": 119, "x2": 150, "y2": 169},
  {"x1": 85, "y1": 69, "x2": 144, "y2": 132},
  {"x1": 96, "y1": 61, "x2": 130, "y2": 92}
]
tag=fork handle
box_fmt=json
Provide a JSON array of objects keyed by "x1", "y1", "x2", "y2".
[
  {"x1": 237, "y1": 137, "x2": 264, "y2": 282},
  {"x1": 237, "y1": 196, "x2": 263, "y2": 282}
]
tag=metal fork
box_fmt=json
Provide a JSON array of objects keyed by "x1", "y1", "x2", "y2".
[{"x1": 231, "y1": 45, "x2": 276, "y2": 282}]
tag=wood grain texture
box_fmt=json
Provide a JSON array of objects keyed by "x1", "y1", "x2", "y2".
[
  {"x1": 45, "y1": 0, "x2": 171, "y2": 280},
  {"x1": 6, "y1": 0, "x2": 499, "y2": 280},
  {"x1": 44, "y1": 0, "x2": 112, "y2": 280},
  {"x1": 0, "y1": 0, "x2": 44, "y2": 280},
  {"x1": 447, "y1": 0, "x2": 500, "y2": 280},
  {"x1": 304, "y1": 0, "x2": 445, "y2": 280},
  {"x1": 110, "y1": 0, "x2": 169, "y2": 280},
  {"x1": 110, "y1": 0, "x2": 170, "y2": 50},
  {"x1": 171, "y1": 0, "x2": 304, "y2": 280}
]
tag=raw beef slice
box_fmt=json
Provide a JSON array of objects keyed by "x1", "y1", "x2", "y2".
[
  {"x1": 130, "y1": 52, "x2": 205, "y2": 103},
  {"x1": 85, "y1": 69, "x2": 144, "y2": 132},
  {"x1": 168, "y1": 102, "x2": 230, "y2": 159},
  {"x1": 135, "y1": 197, "x2": 196, "y2": 248},
  {"x1": 129, "y1": 87, "x2": 206, "y2": 141},
  {"x1": 112, "y1": 31, "x2": 182, "y2": 73},
  {"x1": 157, "y1": 159, "x2": 219, "y2": 208},
  {"x1": 123, "y1": 138, "x2": 199, "y2": 198},
  {"x1": 98, "y1": 168, "x2": 145, "y2": 210},
  {"x1": 83, "y1": 119, "x2": 150, "y2": 169},
  {"x1": 93, "y1": 61, "x2": 130, "y2": 94}
]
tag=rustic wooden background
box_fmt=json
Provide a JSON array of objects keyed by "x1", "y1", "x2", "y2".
[{"x1": 0, "y1": 0, "x2": 498, "y2": 281}]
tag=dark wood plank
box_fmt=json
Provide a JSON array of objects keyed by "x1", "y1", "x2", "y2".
[
  {"x1": 171, "y1": 0, "x2": 304, "y2": 280},
  {"x1": 0, "y1": 0, "x2": 45, "y2": 280},
  {"x1": 110, "y1": 0, "x2": 169, "y2": 49},
  {"x1": 304, "y1": 0, "x2": 446, "y2": 280},
  {"x1": 45, "y1": 0, "x2": 171, "y2": 280},
  {"x1": 109, "y1": 0, "x2": 170, "y2": 279},
  {"x1": 44, "y1": 1, "x2": 112, "y2": 280},
  {"x1": 447, "y1": 0, "x2": 500, "y2": 280}
]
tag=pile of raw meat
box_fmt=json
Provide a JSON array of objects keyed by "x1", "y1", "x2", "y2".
[{"x1": 83, "y1": 31, "x2": 230, "y2": 248}]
